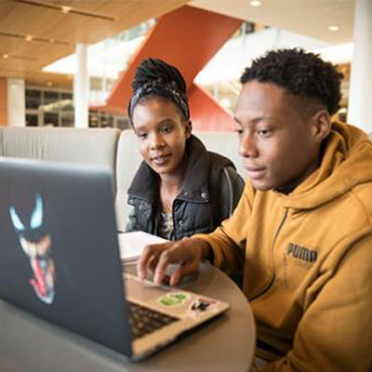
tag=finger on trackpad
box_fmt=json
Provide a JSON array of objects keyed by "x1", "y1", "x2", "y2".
[{"x1": 166, "y1": 264, "x2": 199, "y2": 285}]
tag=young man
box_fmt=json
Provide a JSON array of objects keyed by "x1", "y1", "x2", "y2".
[{"x1": 137, "y1": 49, "x2": 372, "y2": 372}]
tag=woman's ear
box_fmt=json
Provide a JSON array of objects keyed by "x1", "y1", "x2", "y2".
[
  {"x1": 311, "y1": 110, "x2": 332, "y2": 143},
  {"x1": 184, "y1": 120, "x2": 192, "y2": 139}
]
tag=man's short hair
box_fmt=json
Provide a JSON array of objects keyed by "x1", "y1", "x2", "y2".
[{"x1": 240, "y1": 48, "x2": 344, "y2": 115}]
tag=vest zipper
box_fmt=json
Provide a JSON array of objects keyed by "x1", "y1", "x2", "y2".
[{"x1": 249, "y1": 207, "x2": 289, "y2": 301}]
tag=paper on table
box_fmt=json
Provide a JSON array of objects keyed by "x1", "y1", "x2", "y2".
[{"x1": 118, "y1": 231, "x2": 168, "y2": 263}]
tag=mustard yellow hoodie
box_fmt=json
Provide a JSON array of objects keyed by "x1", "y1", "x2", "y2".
[{"x1": 196, "y1": 122, "x2": 372, "y2": 372}]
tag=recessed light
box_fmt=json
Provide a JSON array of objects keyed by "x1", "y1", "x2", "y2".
[
  {"x1": 0, "y1": 31, "x2": 68, "y2": 45},
  {"x1": 250, "y1": 1, "x2": 262, "y2": 7},
  {"x1": 47, "y1": 82, "x2": 53, "y2": 87},
  {"x1": 329, "y1": 25, "x2": 340, "y2": 32},
  {"x1": 3, "y1": 54, "x2": 9, "y2": 59},
  {"x1": 61, "y1": 6, "x2": 72, "y2": 14}
]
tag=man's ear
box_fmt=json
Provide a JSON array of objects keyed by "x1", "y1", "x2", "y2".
[
  {"x1": 311, "y1": 110, "x2": 332, "y2": 143},
  {"x1": 184, "y1": 120, "x2": 192, "y2": 139}
]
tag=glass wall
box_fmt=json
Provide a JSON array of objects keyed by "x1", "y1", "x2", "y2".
[
  {"x1": 25, "y1": 87, "x2": 74, "y2": 127},
  {"x1": 25, "y1": 86, "x2": 129, "y2": 129}
]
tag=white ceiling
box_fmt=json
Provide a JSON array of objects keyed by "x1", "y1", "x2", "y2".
[{"x1": 191, "y1": 0, "x2": 355, "y2": 45}]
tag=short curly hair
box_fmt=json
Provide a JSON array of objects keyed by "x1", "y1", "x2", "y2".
[{"x1": 240, "y1": 48, "x2": 344, "y2": 115}]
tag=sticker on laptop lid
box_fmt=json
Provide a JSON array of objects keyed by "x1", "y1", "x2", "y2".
[
  {"x1": 189, "y1": 297, "x2": 217, "y2": 312},
  {"x1": 158, "y1": 292, "x2": 190, "y2": 307},
  {"x1": 9, "y1": 194, "x2": 56, "y2": 305}
]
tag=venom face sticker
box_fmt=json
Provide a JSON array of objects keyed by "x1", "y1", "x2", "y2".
[{"x1": 9, "y1": 194, "x2": 55, "y2": 304}]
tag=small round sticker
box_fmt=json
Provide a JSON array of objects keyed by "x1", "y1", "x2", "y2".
[{"x1": 158, "y1": 292, "x2": 189, "y2": 307}]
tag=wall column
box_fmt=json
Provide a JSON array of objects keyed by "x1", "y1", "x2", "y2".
[
  {"x1": 7, "y1": 78, "x2": 25, "y2": 127},
  {"x1": 0, "y1": 78, "x2": 7, "y2": 125},
  {"x1": 347, "y1": 0, "x2": 372, "y2": 132},
  {"x1": 74, "y1": 43, "x2": 89, "y2": 128}
]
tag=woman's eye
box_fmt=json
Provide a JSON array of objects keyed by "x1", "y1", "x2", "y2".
[
  {"x1": 136, "y1": 132, "x2": 148, "y2": 139},
  {"x1": 234, "y1": 128, "x2": 244, "y2": 136},
  {"x1": 161, "y1": 125, "x2": 172, "y2": 134}
]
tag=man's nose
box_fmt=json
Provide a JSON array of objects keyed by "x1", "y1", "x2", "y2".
[{"x1": 239, "y1": 133, "x2": 258, "y2": 158}]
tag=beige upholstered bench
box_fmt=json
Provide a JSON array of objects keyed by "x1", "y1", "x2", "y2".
[{"x1": 0, "y1": 126, "x2": 245, "y2": 231}]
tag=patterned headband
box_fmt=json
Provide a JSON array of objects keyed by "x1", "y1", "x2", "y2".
[{"x1": 128, "y1": 79, "x2": 190, "y2": 121}]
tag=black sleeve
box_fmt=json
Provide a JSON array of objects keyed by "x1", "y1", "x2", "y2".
[{"x1": 125, "y1": 207, "x2": 138, "y2": 232}]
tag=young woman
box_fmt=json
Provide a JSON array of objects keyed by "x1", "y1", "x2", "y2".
[{"x1": 126, "y1": 58, "x2": 244, "y2": 240}]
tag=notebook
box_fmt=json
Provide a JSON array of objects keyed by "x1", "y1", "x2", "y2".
[
  {"x1": 118, "y1": 231, "x2": 168, "y2": 264},
  {"x1": 0, "y1": 157, "x2": 230, "y2": 360}
]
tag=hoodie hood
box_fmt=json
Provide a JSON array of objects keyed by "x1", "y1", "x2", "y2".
[{"x1": 282, "y1": 121, "x2": 372, "y2": 210}]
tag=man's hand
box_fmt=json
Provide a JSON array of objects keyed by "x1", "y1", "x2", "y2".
[{"x1": 137, "y1": 237, "x2": 211, "y2": 286}]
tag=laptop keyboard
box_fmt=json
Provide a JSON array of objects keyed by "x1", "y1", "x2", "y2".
[{"x1": 128, "y1": 301, "x2": 179, "y2": 340}]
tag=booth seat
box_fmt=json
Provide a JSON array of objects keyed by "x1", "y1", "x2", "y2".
[
  {"x1": 0, "y1": 126, "x2": 244, "y2": 231},
  {"x1": 0, "y1": 126, "x2": 120, "y2": 179}
]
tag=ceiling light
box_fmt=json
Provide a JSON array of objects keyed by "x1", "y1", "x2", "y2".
[
  {"x1": 61, "y1": 6, "x2": 71, "y2": 13},
  {"x1": 250, "y1": 1, "x2": 262, "y2": 7},
  {"x1": 329, "y1": 25, "x2": 340, "y2": 32},
  {"x1": 47, "y1": 82, "x2": 53, "y2": 87},
  {"x1": 13, "y1": 0, "x2": 114, "y2": 21},
  {"x1": 0, "y1": 31, "x2": 68, "y2": 45},
  {"x1": 1, "y1": 53, "x2": 36, "y2": 61}
]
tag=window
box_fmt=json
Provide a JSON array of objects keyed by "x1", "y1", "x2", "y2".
[
  {"x1": 25, "y1": 86, "x2": 128, "y2": 128},
  {"x1": 25, "y1": 89, "x2": 41, "y2": 110}
]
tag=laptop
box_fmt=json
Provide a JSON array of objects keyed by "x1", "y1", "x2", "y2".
[{"x1": 0, "y1": 157, "x2": 230, "y2": 360}]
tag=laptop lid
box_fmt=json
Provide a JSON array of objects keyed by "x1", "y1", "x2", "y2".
[
  {"x1": 0, "y1": 157, "x2": 230, "y2": 360},
  {"x1": 0, "y1": 157, "x2": 132, "y2": 357}
]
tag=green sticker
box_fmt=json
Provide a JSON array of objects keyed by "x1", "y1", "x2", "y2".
[{"x1": 159, "y1": 292, "x2": 189, "y2": 307}]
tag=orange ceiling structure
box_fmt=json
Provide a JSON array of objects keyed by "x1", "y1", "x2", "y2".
[{"x1": 95, "y1": 5, "x2": 242, "y2": 130}]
